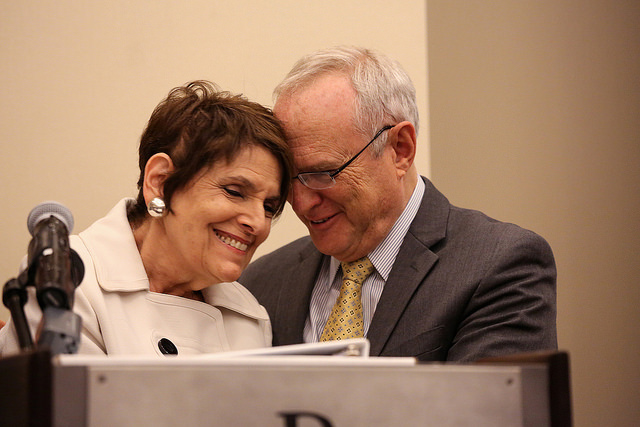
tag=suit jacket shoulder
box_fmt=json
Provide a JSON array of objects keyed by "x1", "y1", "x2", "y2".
[{"x1": 371, "y1": 177, "x2": 557, "y2": 361}]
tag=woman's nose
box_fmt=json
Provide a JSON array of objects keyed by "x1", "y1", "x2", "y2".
[{"x1": 239, "y1": 202, "x2": 269, "y2": 235}]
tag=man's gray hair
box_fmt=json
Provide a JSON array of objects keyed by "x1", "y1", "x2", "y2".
[{"x1": 273, "y1": 46, "x2": 419, "y2": 154}]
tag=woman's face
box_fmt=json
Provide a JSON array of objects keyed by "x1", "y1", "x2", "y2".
[{"x1": 161, "y1": 145, "x2": 282, "y2": 287}]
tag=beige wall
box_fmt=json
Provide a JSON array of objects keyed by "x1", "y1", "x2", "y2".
[
  {"x1": 2, "y1": 1, "x2": 638, "y2": 426},
  {"x1": 0, "y1": 2, "x2": 429, "y2": 312},
  {"x1": 427, "y1": 1, "x2": 640, "y2": 426}
]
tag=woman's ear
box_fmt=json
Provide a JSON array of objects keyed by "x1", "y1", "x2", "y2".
[
  {"x1": 142, "y1": 153, "x2": 174, "y2": 204},
  {"x1": 389, "y1": 121, "x2": 417, "y2": 173}
]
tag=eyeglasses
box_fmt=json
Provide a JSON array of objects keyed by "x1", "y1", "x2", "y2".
[{"x1": 293, "y1": 125, "x2": 394, "y2": 190}]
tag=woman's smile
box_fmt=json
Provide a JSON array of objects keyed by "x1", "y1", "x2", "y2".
[{"x1": 214, "y1": 229, "x2": 250, "y2": 252}]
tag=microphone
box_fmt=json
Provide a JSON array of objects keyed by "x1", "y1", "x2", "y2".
[
  {"x1": 25, "y1": 201, "x2": 84, "y2": 354},
  {"x1": 26, "y1": 201, "x2": 84, "y2": 310},
  {"x1": 27, "y1": 200, "x2": 75, "y2": 237}
]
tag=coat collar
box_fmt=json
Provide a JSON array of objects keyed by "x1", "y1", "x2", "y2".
[
  {"x1": 77, "y1": 198, "x2": 268, "y2": 320},
  {"x1": 78, "y1": 198, "x2": 149, "y2": 292}
]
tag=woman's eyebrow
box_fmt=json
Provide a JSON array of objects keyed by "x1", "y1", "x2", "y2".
[
  {"x1": 225, "y1": 175, "x2": 281, "y2": 199},
  {"x1": 222, "y1": 175, "x2": 255, "y2": 189}
]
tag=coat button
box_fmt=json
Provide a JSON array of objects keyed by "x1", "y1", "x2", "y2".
[{"x1": 158, "y1": 338, "x2": 178, "y2": 355}]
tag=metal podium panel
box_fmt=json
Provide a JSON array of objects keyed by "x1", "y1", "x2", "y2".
[{"x1": 53, "y1": 356, "x2": 550, "y2": 427}]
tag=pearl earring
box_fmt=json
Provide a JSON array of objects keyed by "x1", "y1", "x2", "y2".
[{"x1": 147, "y1": 197, "x2": 166, "y2": 217}]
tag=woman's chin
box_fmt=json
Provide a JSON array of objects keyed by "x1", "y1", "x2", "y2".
[
  {"x1": 205, "y1": 256, "x2": 252, "y2": 284},
  {"x1": 213, "y1": 267, "x2": 243, "y2": 284}
]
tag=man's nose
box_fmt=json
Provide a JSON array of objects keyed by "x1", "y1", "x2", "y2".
[{"x1": 289, "y1": 179, "x2": 322, "y2": 213}]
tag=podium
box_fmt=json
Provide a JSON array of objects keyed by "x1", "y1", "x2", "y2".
[{"x1": 0, "y1": 348, "x2": 571, "y2": 427}]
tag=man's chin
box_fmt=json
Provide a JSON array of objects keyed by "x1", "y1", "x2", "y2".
[{"x1": 310, "y1": 235, "x2": 348, "y2": 259}]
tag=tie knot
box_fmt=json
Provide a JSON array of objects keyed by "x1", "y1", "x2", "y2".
[{"x1": 341, "y1": 257, "x2": 374, "y2": 284}]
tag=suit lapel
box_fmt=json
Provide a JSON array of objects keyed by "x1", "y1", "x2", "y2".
[
  {"x1": 367, "y1": 177, "x2": 450, "y2": 356},
  {"x1": 274, "y1": 240, "x2": 324, "y2": 345}
]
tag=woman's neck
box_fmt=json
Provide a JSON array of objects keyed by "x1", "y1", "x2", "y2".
[{"x1": 131, "y1": 217, "x2": 208, "y2": 300}]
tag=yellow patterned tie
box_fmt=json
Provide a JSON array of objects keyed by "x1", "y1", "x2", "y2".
[{"x1": 320, "y1": 256, "x2": 375, "y2": 341}]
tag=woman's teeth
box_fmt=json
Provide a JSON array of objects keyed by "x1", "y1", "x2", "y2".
[{"x1": 215, "y1": 232, "x2": 248, "y2": 251}]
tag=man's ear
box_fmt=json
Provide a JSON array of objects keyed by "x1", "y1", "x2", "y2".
[
  {"x1": 388, "y1": 121, "x2": 417, "y2": 174},
  {"x1": 142, "y1": 153, "x2": 174, "y2": 204}
]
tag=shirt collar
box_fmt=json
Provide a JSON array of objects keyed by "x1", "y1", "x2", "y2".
[{"x1": 329, "y1": 175, "x2": 425, "y2": 281}]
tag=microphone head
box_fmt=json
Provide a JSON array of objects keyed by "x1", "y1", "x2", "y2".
[{"x1": 27, "y1": 201, "x2": 74, "y2": 236}]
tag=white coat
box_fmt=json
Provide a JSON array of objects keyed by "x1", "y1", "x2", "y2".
[{"x1": 0, "y1": 199, "x2": 272, "y2": 356}]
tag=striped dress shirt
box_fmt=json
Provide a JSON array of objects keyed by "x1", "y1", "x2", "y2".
[{"x1": 303, "y1": 176, "x2": 425, "y2": 342}]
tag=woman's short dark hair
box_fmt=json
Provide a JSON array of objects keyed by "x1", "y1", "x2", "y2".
[{"x1": 130, "y1": 80, "x2": 293, "y2": 224}]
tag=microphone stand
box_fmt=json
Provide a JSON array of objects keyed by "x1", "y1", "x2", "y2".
[
  {"x1": 35, "y1": 307, "x2": 82, "y2": 355},
  {"x1": 2, "y1": 273, "x2": 34, "y2": 351}
]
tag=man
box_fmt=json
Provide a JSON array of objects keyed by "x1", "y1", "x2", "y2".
[{"x1": 240, "y1": 46, "x2": 556, "y2": 362}]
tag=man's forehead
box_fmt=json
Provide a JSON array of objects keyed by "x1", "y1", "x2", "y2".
[
  {"x1": 275, "y1": 74, "x2": 356, "y2": 121},
  {"x1": 286, "y1": 125, "x2": 362, "y2": 175},
  {"x1": 274, "y1": 74, "x2": 361, "y2": 170},
  {"x1": 290, "y1": 134, "x2": 345, "y2": 167}
]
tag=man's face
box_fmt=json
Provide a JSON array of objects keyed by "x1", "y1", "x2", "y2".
[{"x1": 274, "y1": 74, "x2": 404, "y2": 262}]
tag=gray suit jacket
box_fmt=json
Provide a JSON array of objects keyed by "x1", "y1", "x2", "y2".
[{"x1": 240, "y1": 177, "x2": 557, "y2": 362}]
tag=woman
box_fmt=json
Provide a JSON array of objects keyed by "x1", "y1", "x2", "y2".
[{"x1": 0, "y1": 81, "x2": 292, "y2": 355}]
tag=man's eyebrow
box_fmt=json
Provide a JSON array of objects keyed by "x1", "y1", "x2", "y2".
[{"x1": 296, "y1": 160, "x2": 341, "y2": 174}]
